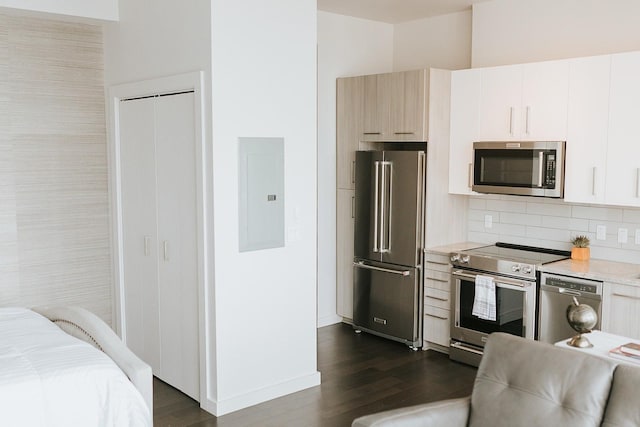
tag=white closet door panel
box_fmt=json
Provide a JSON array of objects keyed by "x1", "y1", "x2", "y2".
[
  {"x1": 154, "y1": 92, "x2": 199, "y2": 400},
  {"x1": 119, "y1": 98, "x2": 161, "y2": 373}
]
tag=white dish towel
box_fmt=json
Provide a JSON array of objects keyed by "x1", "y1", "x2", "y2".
[{"x1": 472, "y1": 275, "x2": 496, "y2": 321}]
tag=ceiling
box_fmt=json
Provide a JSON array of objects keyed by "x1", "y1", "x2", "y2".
[{"x1": 317, "y1": 0, "x2": 492, "y2": 24}]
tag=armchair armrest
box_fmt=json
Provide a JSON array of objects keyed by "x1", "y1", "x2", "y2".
[{"x1": 352, "y1": 396, "x2": 470, "y2": 427}]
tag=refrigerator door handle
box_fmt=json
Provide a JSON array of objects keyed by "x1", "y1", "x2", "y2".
[
  {"x1": 379, "y1": 161, "x2": 392, "y2": 253},
  {"x1": 373, "y1": 161, "x2": 380, "y2": 252},
  {"x1": 353, "y1": 261, "x2": 411, "y2": 276},
  {"x1": 384, "y1": 161, "x2": 393, "y2": 253}
]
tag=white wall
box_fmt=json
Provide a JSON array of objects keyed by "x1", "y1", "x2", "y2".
[
  {"x1": 317, "y1": 11, "x2": 393, "y2": 327},
  {"x1": 393, "y1": 11, "x2": 472, "y2": 71},
  {"x1": 0, "y1": 0, "x2": 117, "y2": 21},
  {"x1": 472, "y1": 0, "x2": 640, "y2": 67},
  {"x1": 210, "y1": 0, "x2": 320, "y2": 415}
]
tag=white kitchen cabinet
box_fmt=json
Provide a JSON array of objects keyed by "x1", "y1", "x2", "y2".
[
  {"x1": 119, "y1": 92, "x2": 199, "y2": 400},
  {"x1": 423, "y1": 251, "x2": 452, "y2": 351},
  {"x1": 564, "y1": 55, "x2": 611, "y2": 204},
  {"x1": 605, "y1": 51, "x2": 640, "y2": 207},
  {"x1": 602, "y1": 281, "x2": 640, "y2": 340},
  {"x1": 336, "y1": 76, "x2": 363, "y2": 190},
  {"x1": 336, "y1": 189, "x2": 355, "y2": 320},
  {"x1": 449, "y1": 68, "x2": 481, "y2": 195},
  {"x1": 478, "y1": 60, "x2": 568, "y2": 141},
  {"x1": 361, "y1": 70, "x2": 428, "y2": 142}
]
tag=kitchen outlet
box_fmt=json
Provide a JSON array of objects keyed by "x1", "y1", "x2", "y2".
[
  {"x1": 636, "y1": 229, "x2": 640, "y2": 245},
  {"x1": 618, "y1": 228, "x2": 628, "y2": 244},
  {"x1": 596, "y1": 225, "x2": 607, "y2": 240},
  {"x1": 484, "y1": 215, "x2": 493, "y2": 229}
]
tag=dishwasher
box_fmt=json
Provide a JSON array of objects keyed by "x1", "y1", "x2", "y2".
[{"x1": 538, "y1": 272, "x2": 603, "y2": 344}]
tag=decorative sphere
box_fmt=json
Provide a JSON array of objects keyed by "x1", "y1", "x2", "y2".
[{"x1": 566, "y1": 301, "x2": 598, "y2": 333}]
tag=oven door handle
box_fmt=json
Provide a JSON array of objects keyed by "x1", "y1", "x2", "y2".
[{"x1": 452, "y1": 270, "x2": 532, "y2": 288}]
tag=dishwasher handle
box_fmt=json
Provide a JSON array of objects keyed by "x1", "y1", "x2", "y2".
[{"x1": 540, "y1": 284, "x2": 602, "y2": 301}]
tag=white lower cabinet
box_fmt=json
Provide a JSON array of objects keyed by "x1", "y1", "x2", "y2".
[
  {"x1": 423, "y1": 251, "x2": 452, "y2": 350},
  {"x1": 602, "y1": 281, "x2": 640, "y2": 340},
  {"x1": 119, "y1": 92, "x2": 200, "y2": 400}
]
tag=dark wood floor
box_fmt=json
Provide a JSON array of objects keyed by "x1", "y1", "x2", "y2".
[{"x1": 153, "y1": 323, "x2": 477, "y2": 427}]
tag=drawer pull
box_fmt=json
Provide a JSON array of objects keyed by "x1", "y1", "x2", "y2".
[
  {"x1": 426, "y1": 313, "x2": 448, "y2": 320},
  {"x1": 426, "y1": 277, "x2": 449, "y2": 283},
  {"x1": 612, "y1": 292, "x2": 640, "y2": 300},
  {"x1": 426, "y1": 295, "x2": 448, "y2": 302}
]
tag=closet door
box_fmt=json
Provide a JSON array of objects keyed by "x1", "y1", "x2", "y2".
[
  {"x1": 154, "y1": 92, "x2": 199, "y2": 400},
  {"x1": 119, "y1": 98, "x2": 161, "y2": 373},
  {"x1": 119, "y1": 92, "x2": 199, "y2": 401}
]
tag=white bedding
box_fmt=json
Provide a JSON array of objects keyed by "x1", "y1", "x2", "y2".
[{"x1": 0, "y1": 307, "x2": 151, "y2": 427}]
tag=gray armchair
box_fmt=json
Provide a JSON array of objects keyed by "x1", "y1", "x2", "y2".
[{"x1": 353, "y1": 332, "x2": 640, "y2": 427}]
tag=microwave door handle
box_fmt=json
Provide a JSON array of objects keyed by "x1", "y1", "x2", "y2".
[{"x1": 537, "y1": 152, "x2": 544, "y2": 187}]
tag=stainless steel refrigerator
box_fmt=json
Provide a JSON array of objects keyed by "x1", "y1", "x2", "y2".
[{"x1": 353, "y1": 150, "x2": 425, "y2": 349}]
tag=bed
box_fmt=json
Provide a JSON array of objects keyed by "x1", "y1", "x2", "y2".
[{"x1": 0, "y1": 306, "x2": 152, "y2": 427}]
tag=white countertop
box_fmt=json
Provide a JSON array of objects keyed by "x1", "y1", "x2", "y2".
[
  {"x1": 555, "y1": 330, "x2": 640, "y2": 367},
  {"x1": 425, "y1": 241, "x2": 486, "y2": 254},
  {"x1": 541, "y1": 258, "x2": 640, "y2": 286}
]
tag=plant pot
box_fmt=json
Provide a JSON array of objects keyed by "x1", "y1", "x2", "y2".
[{"x1": 571, "y1": 247, "x2": 590, "y2": 261}]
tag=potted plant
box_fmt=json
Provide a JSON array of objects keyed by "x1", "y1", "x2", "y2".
[{"x1": 571, "y1": 235, "x2": 590, "y2": 261}]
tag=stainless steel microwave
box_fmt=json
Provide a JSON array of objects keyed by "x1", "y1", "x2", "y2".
[{"x1": 472, "y1": 141, "x2": 565, "y2": 198}]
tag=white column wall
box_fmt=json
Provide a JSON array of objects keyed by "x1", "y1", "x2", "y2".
[
  {"x1": 210, "y1": 0, "x2": 320, "y2": 415},
  {"x1": 472, "y1": 0, "x2": 640, "y2": 67},
  {"x1": 317, "y1": 11, "x2": 394, "y2": 327}
]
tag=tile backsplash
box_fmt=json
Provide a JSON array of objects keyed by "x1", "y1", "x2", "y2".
[{"x1": 468, "y1": 195, "x2": 640, "y2": 264}]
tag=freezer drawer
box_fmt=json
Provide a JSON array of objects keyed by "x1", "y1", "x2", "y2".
[{"x1": 353, "y1": 260, "x2": 422, "y2": 347}]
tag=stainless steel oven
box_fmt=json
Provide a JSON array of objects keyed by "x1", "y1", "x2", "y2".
[
  {"x1": 449, "y1": 243, "x2": 570, "y2": 366},
  {"x1": 450, "y1": 269, "x2": 536, "y2": 366},
  {"x1": 472, "y1": 141, "x2": 565, "y2": 198}
]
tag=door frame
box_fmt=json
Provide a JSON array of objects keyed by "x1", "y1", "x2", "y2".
[{"x1": 107, "y1": 71, "x2": 208, "y2": 399}]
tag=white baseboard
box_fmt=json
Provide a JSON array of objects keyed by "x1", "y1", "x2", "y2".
[
  {"x1": 201, "y1": 371, "x2": 321, "y2": 416},
  {"x1": 317, "y1": 314, "x2": 342, "y2": 328}
]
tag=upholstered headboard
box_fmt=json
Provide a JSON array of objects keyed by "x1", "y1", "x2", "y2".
[{"x1": 31, "y1": 306, "x2": 153, "y2": 413}]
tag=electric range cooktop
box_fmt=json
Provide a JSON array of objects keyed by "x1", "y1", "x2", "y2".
[{"x1": 450, "y1": 242, "x2": 570, "y2": 280}]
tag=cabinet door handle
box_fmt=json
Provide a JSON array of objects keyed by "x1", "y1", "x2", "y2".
[
  {"x1": 351, "y1": 160, "x2": 355, "y2": 184},
  {"x1": 525, "y1": 106, "x2": 530, "y2": 135},
  {"x1": 592, "y1": 167, "x2": 597, "y2": 196},
  {"x1": 363, "y1": 132, "x2": 381, "y2": 135},
  {"x1": 613, "y1": 291, "x2": 640, "y2": 300},
  {"x1": 636, "y1": 168, "x2": 640, "y2": 198},
  {"x1": 144, "y1": 236, "x2": 151, "y2": 256},
  {"x1": 351, "y1": 196, "x2": 355, "y2": 219},
  {"x1": 468, "y1": 163, "x2": 473, "y2": 189},
  {"x1": 509, "y1": 107, "x2": 515, "y2": 136},
  {"x1": 394, "y1": 132, "x2": 415, "y2": 135},
  {"x1": 163, "y1": 241, "x2": 169, "y2": 261}
]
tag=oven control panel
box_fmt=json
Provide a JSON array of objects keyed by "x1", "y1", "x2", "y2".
[{"x1": 450, "y1": 252, "x2": 537, "y2": 280}]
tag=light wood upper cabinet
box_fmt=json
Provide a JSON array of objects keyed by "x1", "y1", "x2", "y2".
[
  {"x1": 564, "y1": 55, "x2": 611, "y2": 204},
  {"x1": 605, "y1": 51, "x2": 640, "y2": 207},
  {"x1": 602, "y1": 281, "x2": 640, "y2": 340},
  {"x1": 336, "y1": 76, "x2": 363, "y2": 190},
  {"x1": 362, "y1": 73, "x2": 391, "y2": 140},
  {"x1": 361, "y1": 70, "x2": 428, "y2": 142},
  {"x1": 449, "y1": 68, "x2": 481, "y2": 195},
  {"x1": 478, "y1": 60, "x2": 569, "y2": 141},
  {"x1": 390, "y1": 69, "x2": 427, "y2": 141}
]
